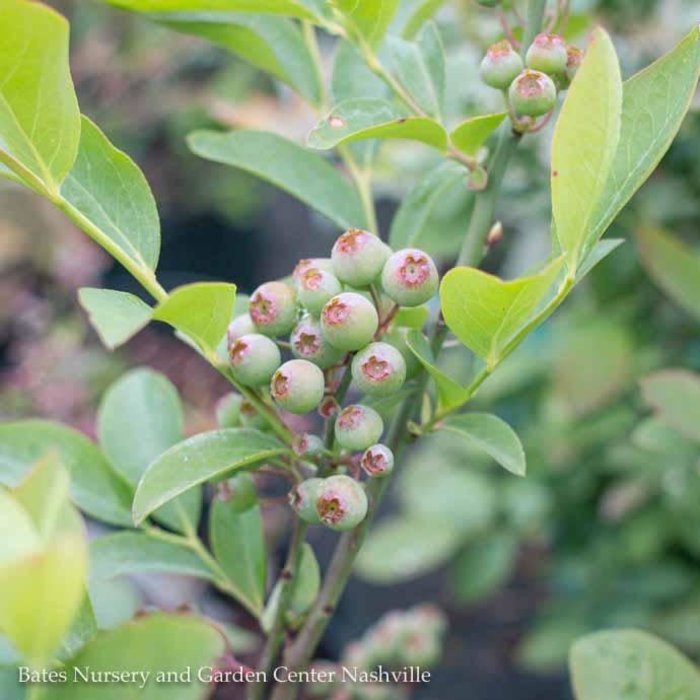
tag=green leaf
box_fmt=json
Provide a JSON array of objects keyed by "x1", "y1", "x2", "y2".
[
  {"x1": 393, "y1": 171, "x2": 459, "y2": 245},
  {"x1": 335, "y1": 0, "x2": 399, "y2": 48},
  {"x1": 0, "y1": 489, "x2": 41, "y2": 569},
  {"x1": 187, "y1": 130, "x2": 367, "y2": 229},
  {"x1": 0, "y1": 421, "x2": 133, "y2": 527},
  {"x1": 133, "y1": 429, "x2": 287, "y2": 525},
  {"x1": 262, "y1": 543, "x2": 320, "y2": 630},
  {"x1": 636, "y1": 227, "x2": 700, "y2": 323},
  {"x1": 389, "y1": 161, "x2": 468, "y2": 250},
  {"x1": 589, "y1": 26, "x2": 700, "y2": 251},
  {"x1": 43, "y1": 613, "x2": 227, "y2": 700},
  {"x1": 450, "y1": 113, "x2": 507, "y2": 157},
  {"x1": 385, "y1": 22, "x2": 446, "y2": 119},
  {"x1": 440, "y1": 413, "x2": 526, "y2": 476},
  {"x1": 393, "y1": 306, "x2": 429, "y2": 329},
  {"x1": 356, "y1": 517, "x2": 463, "y2": 583},
  {"x1": 332, "y1": 41, "x2": 388, "y2": 103},
  {"x1": 393, "y1": 0, "x2": 448, "y2": 38},
  {"x1": 97, "y1": 368, "x2": 201, "y2": 532},
  {"x1": 0, "y1": 458, "x2": 88, "y2": 666},
  {"x1": 640, "y1": 369, "x2": 700, "y2": 444},
  {"x1": 146, "y1": 13, "x2": 321, "y2": 104},
  {"x1": 107, "y1": 0, "x2": 324, "y2": 21},
  {"x1": 405, "y1": 330, "x2": 470, "y2": 411},
  {"x1": 90, "y1": 532, "x2": 215, "y2": 582},
  {"x1": 440, "y1": 258, "x2": 563, "y2": 368},
  {"x1": 60, "y1": 117, "x2": 161, "y2": 272},
  {"x1": 308, "y1": 99, "x2": 447, "y2": 151},
  {"x1": 570, "y1": 629, "x2": 700, "y2": 700},
  {"x1": 574, "y1": 238, "x2": 624, "y2": 282},
  {"x1": 58, "y1": 595, "x2": 98, "y2": 660},
  {"x1": 0, "y1": 0, "x2": 80, "y2": 192},
  {"x1": 451, "y1": 533, "x2": 517, "y2": 604},
  {"x1": 152, "y1": 282, "x2": 236, "y2": 352},
  {"x1": 551, "y1": 28, "x2": 622, "y2": 270},
  {"x1": 78, "y1": 288, "x2": 152, "y2": 350},
  {"x1": 210, "y1": 499, "x2": 267, "y2": 616}
]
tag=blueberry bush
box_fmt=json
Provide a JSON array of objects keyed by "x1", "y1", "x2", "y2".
[{"x1": 1, "y1": 0, "x2": 700, "y2": 698}]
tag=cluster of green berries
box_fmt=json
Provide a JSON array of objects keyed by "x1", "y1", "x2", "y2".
[
  {"x1": 480, "y1": 34, "x2": 583, "y2": 118},
  {"x1": 220, "y1": 228, "x2": 441, "y2": 532},
  {"x1": 307, "y1": 605, "x2": 447, "y2": 699}
]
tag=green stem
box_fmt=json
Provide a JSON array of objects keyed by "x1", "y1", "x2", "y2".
[
  {"x1": 338, "y1": 144, "x2": 379, "y2": 233},
  {"x1": 249, "y1": 520, "x2": 308, "y2": 700}
]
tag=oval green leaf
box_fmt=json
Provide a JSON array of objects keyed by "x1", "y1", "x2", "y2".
[{"x1": 450, "y1": 113, "x2": 507, "y2": 157}]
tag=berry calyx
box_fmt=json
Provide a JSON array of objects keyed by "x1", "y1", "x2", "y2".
[
  {"x1": 381, "y1": 248, "x2": 439, "y2": 307},
  {"x1": 215, "y1": 392, "x2": 243, "y2": 428},
  {"x1": 351, "y1": 342, "x2": 407, "y2": 397},
  {"x1": 562, "y1": 45, "x2": 583, "y2": 88},
  {"x1": 227, "y1": 313, "x2": 256, "y2": 345},
  {"x1": 480, "y1": 40, "x2": 524, "y2": 90},
  {"x1": 335, "y1": 404, "x2": 384, "y2": 451},
  {"x1": 289, "y1": 478, "x2": 323, "y2": 524},
  {"x1": 525, "y1": 33, "x2": 568, "y2": 76},
  {"x1": 229, "y1": 333, "x2": 281, "y2": 386},
  {"x1": 293, "y1": 257, "x2": 334, "y2": 286},
  {"x1": 508, "y1": 69, "x2": 557, "y2": 117},
  {"x1": 249, "y1": 281, "x2": 298, "y2": 337},
  {"x1": 298, "y1": 267, "x2": 343, "y2": 317},
  {"x1": 291, "y1": 316, "x2": 344, "y2": 369},
  {"x1": 361, "y1": 444, "x2": 395, "y2": 477},
  {"x1": 320, "y1": 292, "x2": 379, "y2": 352},
  {"x1": 315, "y1": 475, "x2": 368, "y2": 531},
  {"x1": 292, "y1": 433, "x2": 324, "y2": 457},
  {"x1": 271, "y1": 359, "x2": 325, "y2": 414},
  {"x1": 331, "y1": 229, "x2": 390, "y2": 287}
]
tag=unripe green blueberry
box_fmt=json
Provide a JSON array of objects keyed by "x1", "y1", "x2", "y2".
[
  {"x1": 384, "y1": 327, "x2": 422, "y2": 379},
  {"x1": 381, "y1": 248, "x2": 439, "y2": 307},
  {"x1": 271, "y1": 359, "x2": 325, "y2": 414},
  {"x1": 227, "y1": 313, "x2": 256, "y2": 345},
  {"x1": 249, "y1": 281, "x2": 298, "y2": 337},
  {"x1": 215, "y1": 392, "x2": 243, "y2": 428},
  {"x1": 292, "y1": 257, "x2": 334, "y2": 287},
  {"x1": 229, "y1": 333, "x2": 281, "y2": 386},
  {"x1": 562, "y1": 45, "x2": 583, "y2": 88},
  {"x1": 331, "y1": 229, "x2": 391, "y2": 287},
  {"x1": 351, "y1": 342, "x2": 406, "y2": 396},
  {"x1": 292, "y1": 433, "x2": 324, "y2": 457},
  {"x1": 315, "y1": 475, "x2": 368, "y2": 531},
  {"x1": 479, "y1": 40, "x2": 524, "y2": 90},
  {"x1": 218, "y1": 473, "x2": 257, "y2": 513},
  {"x1": 525, "y1": 33, "x2": 567, "y2": 76},
  {"x1": 320, "y1": 292, "x2": 379, "y2": 352},
  {"x1": 297, "y1": 267, "x2": 343, "y2": 317},
  {"x1": 291, "y1": 317, "x2": 344, "y2": 369},
  {"x1": 361, "y1": 444, "x2": 394, "y2": 477},
  {"x1": 334, "y1": 404, "x2": 384, "y2": 451},
  {"x1": 508, "y1": 69, "x2": 557, "y2": 117},
  {"x1": 240, "y1": 399, "x2": 267, "y2": 429},
  {"x1": 289, "y1": 477, "x2": 323, "y2": 524}
]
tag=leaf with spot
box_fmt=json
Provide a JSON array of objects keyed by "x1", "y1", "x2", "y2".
[{"x1": 308, "y1": 99, "x2": 447, "y2": 151}]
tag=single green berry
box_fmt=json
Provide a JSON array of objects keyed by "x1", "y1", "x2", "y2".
[
  {"x1": 335, "y1": 404, "x2": 384, "y2": 451},
  {"x1": 271, "y1": 359, "x2": 325, "y2": 414},
  {"x1": 351, "y1": 342, "x2": 406, "y2": 396},
  {"x1": 508, "y1": 69, "x2": 557, "y2": 117},
  {"x1": 215, "y1": 392, "x2": 243, "y2": 428},
  {"x1": 291, "y1": 317, "x2": 344, "y2": 369},
  {"x1": 381, "y1": 248, "x2": 439, "y2": 307},
  {"x1": 293, "y1": 257, "x2": 334, "y2": 287},
  {"x1": 479, "y1": 40, "x2": 524, "y2": 90},
  {"x1": 240, "y1": 399, "x2": 267, "y2": 429},
  {"x1": 289, "y1": 478, "x2": 323, "y2": 524},
  {"x1": 331, "y1": 229, "x2": 390, "y2": 287},
  {"x1": 320, "y1": 292, "x2": 379, "y2": 352},
  {"x1": 297, "y1": 267, "x2": 343, "y2": 317},
  {"x1": 384, "y1": 327, "x2": 422, "y2": 379},
  {"x1": 218, "y1": 473, "x2": 257, "y2": 513},
  {"x1": 361, "y1": 444, "x2": 394, "y2": 477},
  {"x1": 315, "y1": 475, "x2": 368, "y2": 531},
  {"x1": 293, "y1": 433, "x2": 324, "y2": 457},
  {"x1": 227, "y1": 313, "x2": 256, "y2": 345},
  {"x1": 561, "y1": 45, "x2": 583, "y2": 88},
  {"x1": 525, "y1": 33, "x2": 567, "y2": 76},
  {"x1": 229, "y1": 333, "x2": 281, "y2": 386},
  {"x1": 249, "y1": 281, "x2": 298, "y2": 337}
]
